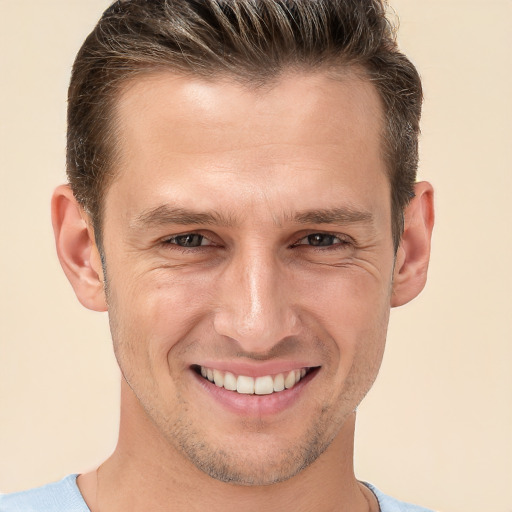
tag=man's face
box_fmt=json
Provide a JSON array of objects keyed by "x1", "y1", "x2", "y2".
[{"x1": 101, "y1": 70, "x2": 395, "y2": 485}]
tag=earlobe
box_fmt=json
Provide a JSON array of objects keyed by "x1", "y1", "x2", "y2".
[
  {"x1": 51, "y1": 184, "x2": 108, "y2": 312},
  {"x1": 391, "y1": 181, "x2": 435, "y2": 307}
]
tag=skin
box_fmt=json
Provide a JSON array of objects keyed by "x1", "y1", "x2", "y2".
[{"x1": 52, "y1": 69, "x2": 434, "y2": 512}]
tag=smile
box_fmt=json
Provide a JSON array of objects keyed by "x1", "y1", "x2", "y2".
[{"x1": 196, "y1": 365, "x2": 312, "y2": 395}]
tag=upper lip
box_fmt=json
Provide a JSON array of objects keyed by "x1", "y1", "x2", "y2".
[{"x1": 193, "y1": 360, "x2": 319, "y2": 378}]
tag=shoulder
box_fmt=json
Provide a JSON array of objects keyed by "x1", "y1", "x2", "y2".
[
  {"x1": 364, "y1": 482, "x2": 438, "y2": 512},
  {"x1": 0, "y1": 475, "x2": 90, "y2": 512}
]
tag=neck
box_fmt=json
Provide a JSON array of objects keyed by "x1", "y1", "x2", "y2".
[{"x1": 78, "y1": 382, "x2": 374, "y2": 512}]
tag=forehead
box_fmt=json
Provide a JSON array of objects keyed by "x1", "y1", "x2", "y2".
[
  {"x1": 105, "y1": 69, "x2": 388, "y2": 226},
  {"x1": 114, "y1": 69, "x2": 384, "y2": 161}
]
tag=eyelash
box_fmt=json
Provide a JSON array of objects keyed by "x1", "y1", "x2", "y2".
[
  {"x1": 291, "y1": 232, "x2": 353, "y2": 249},
  {"x1": 160, "y1": 233, "x2": 217, "y2": 253},
  {"x1": 160, "y1": 231, "x2": 353, "y2": 251}
]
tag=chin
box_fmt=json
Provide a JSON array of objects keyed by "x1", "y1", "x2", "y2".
[
  {"x1": 191, "y1": 452, "x2": 310, "y2": 486},
  {"x1": 171, "y1": 421, "x2": 337, "y2": 486}
]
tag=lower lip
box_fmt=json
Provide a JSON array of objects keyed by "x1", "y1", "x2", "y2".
[{"x1": 192, "y1": 368, "x2": 318, "y2": 417}]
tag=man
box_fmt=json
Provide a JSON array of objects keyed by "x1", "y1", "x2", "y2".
[{"x1": 0, "y1": 0, "x2": 434, "y2": 511}]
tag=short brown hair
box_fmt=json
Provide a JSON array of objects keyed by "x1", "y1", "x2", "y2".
[{"x1": 67, "y1": 0, "x2": 422, "y2": 251}]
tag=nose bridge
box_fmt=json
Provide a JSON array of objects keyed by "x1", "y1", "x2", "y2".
[
  {"x1": 243, "y1": 254, "x2": 265, "y2": 328},
  {"x1": 213, "y1": 243, "x2": 297, "y2": 351}
]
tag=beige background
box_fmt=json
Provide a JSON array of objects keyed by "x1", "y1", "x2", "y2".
[{"x1": 1, "y1": 1, "x2": 511, "y2": 511}]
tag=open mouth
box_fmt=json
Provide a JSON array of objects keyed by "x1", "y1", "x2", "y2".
[{"x1": 192, "y1": 365, "x2": 319, "y2": 395}]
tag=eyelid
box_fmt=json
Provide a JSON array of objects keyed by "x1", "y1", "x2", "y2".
[
  {"x1": 161, "y1": 231, "x2": 217, "y2": 247},
  {"x1": 158, "y1": 230, "x2": 353, "y2": 249},
  {"x1": 293, "y1": 231, "x2": 354, "y2": 247}
]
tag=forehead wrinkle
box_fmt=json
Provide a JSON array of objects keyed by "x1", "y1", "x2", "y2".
[{"x1": 130, "y1": 205, "x2": 238, "y2": 229}]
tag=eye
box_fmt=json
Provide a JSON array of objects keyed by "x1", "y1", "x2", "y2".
[
  {"x1": 164, "y1": 233, "x2": 212, "y2": 247},
  {"x1": 294, "y1": 233, "x2": 350, "y2": 247}
]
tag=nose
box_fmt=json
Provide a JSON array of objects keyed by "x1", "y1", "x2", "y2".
[{"x1": 213, "y1": 247, "x2": 300, "y2": 353}]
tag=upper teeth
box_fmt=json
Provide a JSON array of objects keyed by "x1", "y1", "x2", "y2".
[{"x1": 199, "y1": 366, "x2": 308, "y2": 395}]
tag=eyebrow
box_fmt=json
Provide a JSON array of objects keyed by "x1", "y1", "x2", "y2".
[
  {"x1": 130, "y1": 204, "x2": 374, "y2": 230},
  {"x1": 131, "y1": 205, "x2": 236, "y2": 229},
  {"x1": 293, "y1": 207, "x2": 373, "y2": 225}
]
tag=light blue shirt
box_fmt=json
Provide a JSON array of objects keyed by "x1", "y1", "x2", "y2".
[{"x1": 0, "y1": 475, "x2": 436, "y2": 511}]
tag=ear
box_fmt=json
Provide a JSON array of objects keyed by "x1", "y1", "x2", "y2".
[
  {"x1": 51, "y1": 184, "x2": 108, "y2": 312},
  {"x1": 391, "y1": 181, "x2": 435, "y2": 307}
]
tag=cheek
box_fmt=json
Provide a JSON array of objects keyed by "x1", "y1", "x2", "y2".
[
  {"x1": 297, "y1": 263, "x2": 391, "y2": 332},
  {"x1": 336, "y1": 283, "x2": 390, "y2": 396},
  {"x1": 297, "y1": 266, "x2": 391, "y2": 376},
  {"x1": 107, "y1": 267, "x2": 214, "y2": 365}
]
